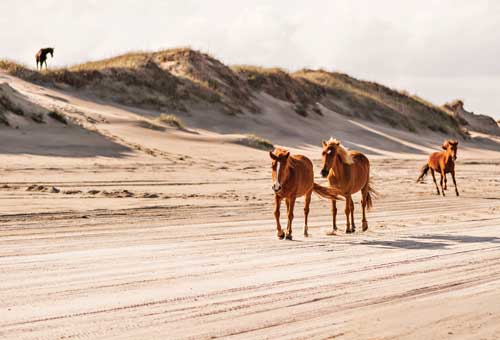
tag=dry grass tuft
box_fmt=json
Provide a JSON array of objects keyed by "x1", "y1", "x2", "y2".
[
  {"x1": 48, "y1": 110, "x2": 68, "y2": 125},
  {"x1": 157, "y1": 113, "x2": 184, "y2": 129},
  {"x1": 237, "y1": 134, "x2": 274, "y2": 151}
]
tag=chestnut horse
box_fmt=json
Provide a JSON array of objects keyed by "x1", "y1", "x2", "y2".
[
  {"x1": 270, "y1": 148, "x2": 342, "y2": 240},
  {"x1": 320, "y1": 138, "x2": 376, "y2": 234},
  {"x1": 416, "y1": 140, "x2": 459, "y2": 196},
  {"x1": 36, "y1": 48, "x2": 54, "y2": 70}
]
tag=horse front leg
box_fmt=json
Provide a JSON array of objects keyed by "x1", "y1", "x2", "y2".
[
  {"x1": 285, "y1": 196, "x2": 296, "y2": 240},
  {"x1": 345, "y1": 194, "x2": 353, "y2": 234},
  {"x1": 439, "y1": 170, "x2": 446, "y2": 196},
  {"x1": 303, "y1": 190, "x2": 312, "y2": 237},
  {"x1": 274, "y1": 195, "x2": 284, "y2": 239},
  {"x1": 451, "y1": 170, "x2": 459, "y2": 196},
  {"x1": 430, "y1": 169, "x2": 440, "y2": 195},
  {"x1": 326, "y1": 199, "x2": 338, "y2": 236}
]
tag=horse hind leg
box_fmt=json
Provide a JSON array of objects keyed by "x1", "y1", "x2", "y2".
[
  {"x1": 303, "y1": 190, "x2": 312, "y2": 237},
  {"x1": 451, "y1": 170, "x2": 459, "y2": 196},
  {"x1": 361, "y1": 188, "x2": 369, "y2": 231},
  {"x1": 444, "y1": 173, "x2": 448, "y2": 190},
  {"x1": 349, "y1": 197, "x2": 356, "y2": 233}
]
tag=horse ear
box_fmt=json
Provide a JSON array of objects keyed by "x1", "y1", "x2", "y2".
[
  {"x1": 269, "y1": 151, "x2": 277, "y2": 160},
  {"x1": 442, "y1": 140, "x2": 449, "y2": 150},
  {"x1": 322, "y1": 140, "x2": 327, "y2": 147},
  {"x1": 284, "y1": 151, "x2": 290, "y2": 158}
]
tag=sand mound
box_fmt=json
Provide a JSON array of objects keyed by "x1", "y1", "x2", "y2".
[
  {"x1": 444, "y1": 99, "x2": 500, "y2": 136},
  {"x1": 0, "y1": 48, "x2": 494, "y2": 140},
  {"x1": 0, "y1": 82, "x2": 68, "y2": 127}
]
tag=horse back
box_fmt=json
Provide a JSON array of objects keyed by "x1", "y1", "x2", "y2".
[
  {"x1": 350, "y1": 151, "x2": 370, "y2": 189},
  {"x1": 329, "y1": 151, "x2": 370, "y2": 194},
  {"x1": 428, "y1": 151, "x2": 445, "y2": 170},
  {"x1": 290, "y1": 155, "x2": 314, "y2": 178},
  {"x1": 287, "y1": 155, "x2": 314, "y2": 196}
]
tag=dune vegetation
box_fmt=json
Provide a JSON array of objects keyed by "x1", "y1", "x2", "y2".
[{"x1": 0, "y1": 48, "x2": 485, "y2": 137}]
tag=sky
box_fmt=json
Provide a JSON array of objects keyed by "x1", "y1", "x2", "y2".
[{"x1": 1, "y1": 0, "x2": 499, "y2": 119}]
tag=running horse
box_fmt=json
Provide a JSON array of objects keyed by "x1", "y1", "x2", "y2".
[
  {"x1": 36, "y1": 48, "x2": 54, "y2": 70},
  {"x1": 417, "y1": 139, "x2": 459, "y2": 196},
  {"x1": 320, "y1": 138, "x2": 376, "y2": 234},
  {"x1": 270, "y1": 148, "x2": 342, "y2": 240}
]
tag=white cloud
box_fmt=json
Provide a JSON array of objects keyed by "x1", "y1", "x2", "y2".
[{"x1": 0, "y1": 0, "x2": 498, "y2": 118}]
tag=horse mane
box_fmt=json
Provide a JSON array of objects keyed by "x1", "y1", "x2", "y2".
[
  {"x1": 286, "y1": 155, "x2": 299, "y2": 170},
  {"x1": 327, "y1": 137, "x2": 353, "y2": 165}
]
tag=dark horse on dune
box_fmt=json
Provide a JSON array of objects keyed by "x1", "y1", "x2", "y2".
[{"x1": 36, "y1": 48, "x2": 54, "y2": 70}]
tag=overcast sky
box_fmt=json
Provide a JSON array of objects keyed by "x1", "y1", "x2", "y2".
[{"x1": 1, "y1": 0, "x2": 499, "y2": 119}]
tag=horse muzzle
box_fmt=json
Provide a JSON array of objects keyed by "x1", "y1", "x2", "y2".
[
  {"x1": 321, "y1": 169, "x2": 329, "y2": 178},
  {"x1": 272, "y1": 183, "x2": 282, "y2": 192}
]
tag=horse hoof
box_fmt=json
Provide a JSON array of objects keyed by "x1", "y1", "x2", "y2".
[
  {"x1": 277, "y1": 232, "x2": 285, "y2": 240},
  {"x1": 362, "y1": 222, "x2": 368, "y2": 231},
  {"x1": 345, "y1": 229, "x2": 353, "y2": 234},
  {"x1": 325, "y1": 230, "x2": 337, "y2": 236},
  {"x1": 303, "y1": 232, "x2": 309, "y2": 238},
  {"x1": 285, "y1": 233, "x2": 293, "y2": 240},
  {"x1": 456, "y1": 192, "x2": 460, "y2": 197}
]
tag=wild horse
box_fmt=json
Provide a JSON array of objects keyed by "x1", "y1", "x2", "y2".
[
  {"x1": 36, "y1": 48, "x2": 54, "y2": 70},
  {"x1": 320, "y1": 138, "x2": 376, "y2": 234},
  {"x1": 270, "y1": 148, "x2": 342, "y2": 240},
  {"x1": 417, "y1": 140, "x2": 459, "y2": 196}
]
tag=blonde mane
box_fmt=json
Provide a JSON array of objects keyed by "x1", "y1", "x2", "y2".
[{"x1": 327, "y1": 137, "x2": 353, "y2": 165}]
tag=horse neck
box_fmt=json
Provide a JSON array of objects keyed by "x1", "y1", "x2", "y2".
[
  {"x1": 280, "y1": 159, "x2": 297, "y2": 188},
  {"x1": 332, "y1": 154, "x2": 346, "y2": 178},
  {"x1": 443, "y1": 148, "x2": 453, "y2": 163}
]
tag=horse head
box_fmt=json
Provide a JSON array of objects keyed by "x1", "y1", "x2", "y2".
[
  {"x1": 442, "y1": 139, "x2": 459, "y2": 160},
  {"x1": 320, "y1": 138, "x2": 353, "y2": 177},
  {"x1": 269, "y1": 148, "x2": 290, "y2": 193}
]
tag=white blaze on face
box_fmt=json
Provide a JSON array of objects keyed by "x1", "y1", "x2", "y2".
[{"x1": 272, "y1": 161, "x2": 282, "y2": 192}]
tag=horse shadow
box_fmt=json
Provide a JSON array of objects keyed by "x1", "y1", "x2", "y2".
[
  {"x1": 414, "y1": 234, "x2": 500, "y2": 244},
  {"x1": 357, "y1": 238, "x2": 450, "y2": 250},
  {"x1": 356, "y1": 233, "x2": 500, "y2": 250}
]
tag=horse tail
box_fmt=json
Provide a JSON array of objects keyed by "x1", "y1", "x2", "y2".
[
  {"x1": 416, "y1": 163, "x2": 430, "y2": 183},
  {"x1": 313, "y1": 183, "x2": 343, "y2": 201},
  {"x1": 364, "y1": 180, "x2": 378, "y2": 211}
]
